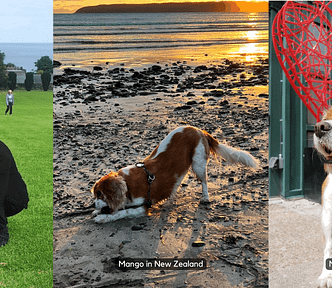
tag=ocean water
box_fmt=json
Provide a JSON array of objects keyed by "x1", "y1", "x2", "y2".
[
  {"x1": 54, "y1": 12, "x2": 268, "y2": 70},
  {"x1": 0, "y1": 43, "x2": 53, "y2": 72}
]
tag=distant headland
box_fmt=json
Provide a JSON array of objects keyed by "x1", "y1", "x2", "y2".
[{"x1": 75, "y1": 2, "x2": 243, "y2": 14}]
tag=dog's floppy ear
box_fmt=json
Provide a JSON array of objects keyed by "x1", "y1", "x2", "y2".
[
  {"x1": 91, "y1": 182, "x2": 104, "y2": 200},
  {"x1": 94, "y1": 172, "x2": 128, "y2": 213},
  {"x1": 91, "y1": 182, "x2": 98, "y2": 195}
]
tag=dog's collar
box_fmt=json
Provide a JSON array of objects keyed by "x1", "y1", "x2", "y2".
[{"x1": 136, "y1": 162, "x2": 155, "y2": 208}]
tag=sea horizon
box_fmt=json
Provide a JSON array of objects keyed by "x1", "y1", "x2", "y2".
[
  {"x1": 54, "y1": 12, "x2": 268, "y2": 72},
  {"x1": 0, "y1": 42, "x2": 53, "y2": 72}
]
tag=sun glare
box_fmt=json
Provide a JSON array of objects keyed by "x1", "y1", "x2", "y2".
[{"x1": 247, "y1": 30, "x2": 259, "y2": 40}]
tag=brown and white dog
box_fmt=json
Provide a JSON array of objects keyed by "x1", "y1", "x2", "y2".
[
  {"x1": 91, "y1": 126, "x2": 259, "y2": 223},
  {"x1": 315, "y1": 108, "x2": 332, "y2": 288}
]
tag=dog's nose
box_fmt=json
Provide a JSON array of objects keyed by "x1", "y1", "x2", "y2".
[
  {"x1": 101, "y1": 206, "x2": 112, "y2": 214},
  {"x1": 315, "y1": 121, "x2": 332, "y2": 138}
]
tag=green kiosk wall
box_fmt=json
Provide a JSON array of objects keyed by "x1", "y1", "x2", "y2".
[{"x1": 269, "y1": 1, "x2": 331, "y2": 202}]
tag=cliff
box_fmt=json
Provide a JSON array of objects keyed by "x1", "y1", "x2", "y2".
[{"x1": 75, "y1": 2, "x2": 240, "y2": 13}]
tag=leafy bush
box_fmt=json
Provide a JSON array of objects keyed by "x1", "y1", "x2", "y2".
[
  {"x1": 41, "y1": 72, "x2": 51, "y2": 91},
  {"x1": 0, "y1": 51, "x2": 8, "y2": 89},
  {"x1": 24, "y1": 72, "x2": 34, "y2": 91},
  {"x1": 35, "y1": 56, "x2": 52, "y2": 74},
  {"x1": 8, "y1": 71, "x2": 17, "y2": 91}
]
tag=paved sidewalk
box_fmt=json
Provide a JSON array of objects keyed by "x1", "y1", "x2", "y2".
[{"x1": 269, "y1": 197, "x2": 324, "y2": 288}]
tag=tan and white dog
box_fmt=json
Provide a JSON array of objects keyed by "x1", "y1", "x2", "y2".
[
  {"x1": 91, "y1": 125, "x2": 259, "y2": 223},
  {"x1": 314, "y1": 108, "x2": 332, "y2": 288}
]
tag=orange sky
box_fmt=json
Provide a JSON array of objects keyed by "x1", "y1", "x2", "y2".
[{"x1": 54, "y1": 0, "x2": 268, "y2": 14}]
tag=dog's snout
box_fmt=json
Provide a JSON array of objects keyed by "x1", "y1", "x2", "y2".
[
  {"x1": 315, "y1": 121, "x2": 332, "y2": 138},
  {"x1": 100, "y1": 206, "x2": 112, "y2": 214}
]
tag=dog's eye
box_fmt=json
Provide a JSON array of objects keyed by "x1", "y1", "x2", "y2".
[{"x1": 96, "y1": 191, "x2": 102, "y2": 198}]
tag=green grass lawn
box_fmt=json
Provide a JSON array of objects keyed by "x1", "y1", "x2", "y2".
[{"x1": 0, "y1": 90, "x2": 53, "y2": 287}]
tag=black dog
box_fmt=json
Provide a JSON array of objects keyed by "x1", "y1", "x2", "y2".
[{"x1": 0, "y1": 141, "x2": 29, "y2": 247}]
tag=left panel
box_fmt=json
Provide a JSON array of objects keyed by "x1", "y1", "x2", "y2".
[{"x1": 0, "y1": 1, "x2": 53, "y2": 287}]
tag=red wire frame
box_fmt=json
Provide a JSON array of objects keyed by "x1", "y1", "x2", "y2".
[{"x1": 272, "y1": 1, "x2": 332, "y2": 121}]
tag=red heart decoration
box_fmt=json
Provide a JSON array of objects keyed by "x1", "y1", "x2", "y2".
[{"x1": 272, "y1": 1, "x2": 332, "y2": 121}]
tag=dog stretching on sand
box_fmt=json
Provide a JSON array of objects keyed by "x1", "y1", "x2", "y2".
[{"x1": 91, "y1": 126, "x2": 259, "y2": 223}]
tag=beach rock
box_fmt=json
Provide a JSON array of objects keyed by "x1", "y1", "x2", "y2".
[
  {"x1": 116, "y1": 89, "x2": 131, "y2": 97},
  {"x1": 194, "y1": 65, "x2": 208, "y2": 73},
  {"x1": 219, "y1": 100, "x2": 229, "y2": 106},
  {"x1": 211, "y1": 91, "x2": 224, "y2": 97},
  {"x1": 192, "y1": 241, "x2": 206, "y2": 247},
  {"x1": 108, "y1": 68, "x2": 120, "y2": 74},
  {"x1": 139, "y1": 91, "x2": 153, "y2": 96},
  {"x1": 187, "y1": 100, "x2": 197, "y2": 106},
  {"x1": 160, "y1": 74, "x2": 170, "y2": 80},
  {"x1": 64, "y1": 68, "x2": 78, "y2": 75},
  {"x1": 93, "y1": 66, "x2": 103, "y2": 71},
  {"x1": 53, "y1": 60, "x2": 62, "y2": 67},
  {"x1": 132, "y1": 71, "x2": 144, "y2": 79},
  {"x1": 174, "y1": 105, "x2": 192, "y2": 111},
  {"x1": 151, "y1": 65, "x2": 162, "y2": 72},
  {"x1": 203, "y1": 92, "x2": 212, "y2": 97},
  {"x1": 83, "y1": 95, "x2": 98, "y2": 103},
  {"x1": 131, "y1": 223, "x2": 146, "y2": 231}
]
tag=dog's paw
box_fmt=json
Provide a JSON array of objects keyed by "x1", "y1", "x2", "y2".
[
  {"x1": 318, "y1": 271, "x2": 332, "y2": 287},
  {"x1": 95, "y1": 199, "x2": 108, "y2": 210},
  {"x1": 200, "y1": 197, "x2": 210, "y2": 204},
  {"x1": 94, "y1": 214, "x2": 111, "y2": 224},
  {"x1": 92, "y1": 209, "x2": 101, "y2": 216}
]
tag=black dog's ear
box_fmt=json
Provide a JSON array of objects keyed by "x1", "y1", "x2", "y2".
[{"x1": 101, "y1": 206, "x2": 112, "y2": 214}]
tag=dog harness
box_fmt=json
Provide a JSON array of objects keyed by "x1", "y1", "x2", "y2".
[
  {"x1": 325, "y1": 159, "x2": 332, "y2": 165},
  {"x1": 136, "y1": 162, "x2": 155, "y2": 208}
]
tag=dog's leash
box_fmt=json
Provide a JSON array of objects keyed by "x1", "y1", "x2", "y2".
[{"x1": 136, "y1": 162, "x2": 155, "y2": 208}]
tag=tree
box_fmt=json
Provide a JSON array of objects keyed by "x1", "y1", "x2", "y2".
[
  {"x1": 6, "y1": 63, "x2": 15, "y2": 68},
  {"x1": 35, "y1": 56, "x2": 52, "y2": 74},
  {"x1": 24, "y1": 72, "x2": 34, "y2": 91},
  {"x1": 8, "y1": 72, "x2": 17, "y2": 91},
  {"x1": 41, "y1": 72, "x2": 51, "y2": 91},
  {"x1": 0, "y1": 51, "x2": 8, "y2": 89},
  {"x1": 6, "y1": 63, "x2": 23, "y2": 70}
]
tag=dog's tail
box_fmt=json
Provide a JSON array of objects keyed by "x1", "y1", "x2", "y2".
[{"x1": 203, "y1": 131, "x2": 259, "y2": 169}]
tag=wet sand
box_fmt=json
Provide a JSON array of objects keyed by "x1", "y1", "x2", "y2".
[{"x1": 53, "y1": 59, "x2": 269, "y2": 287}]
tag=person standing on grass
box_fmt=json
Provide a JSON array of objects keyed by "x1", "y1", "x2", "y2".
[
  {"x1": 0, "y1": 140, "x2": 29, "y2": 247},
  {"x1": 5, "y1": 90, "x2": 14, "y2": 115}
]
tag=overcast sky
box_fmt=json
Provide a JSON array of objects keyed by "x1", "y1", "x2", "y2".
[{"x1": 1, "y1": 0, "x2": 53, "y2": 43}]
